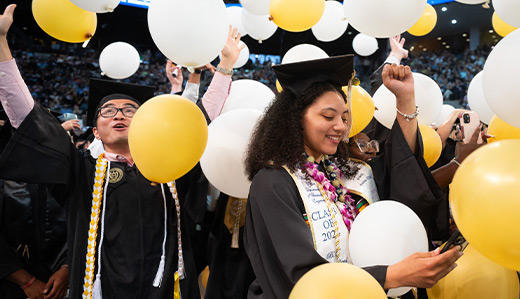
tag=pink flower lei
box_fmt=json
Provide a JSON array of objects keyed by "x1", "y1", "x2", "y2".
[{"x1": 304, "y1": 156, "x2": 358, "y2": 230}]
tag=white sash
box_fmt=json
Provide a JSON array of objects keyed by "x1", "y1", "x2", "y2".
[
  {"x1": 284, "y1": 167, "x2": 351, "y2": 263},
  {"x1": 344, "y1": 159, "x2": 380, "y2": 204}
]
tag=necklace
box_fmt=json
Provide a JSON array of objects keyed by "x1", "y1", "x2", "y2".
[{"x1": 304, "y1": 155, "x2": 358, "y2": 230}]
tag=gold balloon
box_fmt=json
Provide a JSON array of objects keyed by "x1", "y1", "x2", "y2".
[
  {"x1": 342, "y1": 85, "x2": 376, "y2": 138},
  {"x1": 289, "y1": 263, "x2": 387, "y2": 299},
  {"x1": 270, "y1": 0, "x2": 325, "y2": 32},
  {"x1": 492, "y1": 12, "x2": 518, "y2": 38},
  {"x1": 408, "y1": 3, "x2": 437, "y2": 36},
  {"x1": 32, "y1": 0, "x2": 97, "y2": 43},
  {"x1": 128, "y1": 95, "x2": 208, "y2": 183},
  {"x1": 487, "y1": 115, "x2": 520, "y2": 143},
  {"x1": 427, "y1": 245, "x2": 519, "y2": 299},
  {"x1": 450, "y1": 140, "x2": 520, "y2": 270},
  {"x1": 418, "y1": 124, "x2": 442, "y2": 167}
]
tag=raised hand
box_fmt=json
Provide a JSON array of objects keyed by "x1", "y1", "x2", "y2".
[
  {"x1": 389, "y1": 34, "x2": 408, "y2": 61},
  {"x1": 165, "y1": 60, "x2": 183, "y2": 93},
  {"x1": 382, "y1": 63, "x2": 414, "y2": 102},
  {"x1": 0, "y1": 4, "x2": 15, "y2": 37},
  {"x1": 219, "y1": 25, "x2": 245, "y2": 70}
]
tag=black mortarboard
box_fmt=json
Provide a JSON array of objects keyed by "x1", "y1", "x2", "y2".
[
  {"x1": 87, "y1": 78, "x2": 156, "y2": 126},
  {"x1": 272, "y1": 54, "x2": 355, "y2": 97}
]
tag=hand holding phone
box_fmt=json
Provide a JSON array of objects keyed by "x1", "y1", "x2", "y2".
[
  {"x1": 460, "y1": 111, "x2": 480, "y2": 144},
  {"x1": 440, "y1": 228, "x2": 468, "y2": 254}
]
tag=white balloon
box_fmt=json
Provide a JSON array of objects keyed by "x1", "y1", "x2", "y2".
[
  {"x1": 239, "y1": 0, "x2": 270, "y2": 15},
  {"x1": 493, "y1": 0, "x2": 520, "y2": 27},
  {"x1": 241, "y1": 9, "x2": 278, "y2": 42},
  {"x1": 148, "y1": 0, "x2": 228, "y2": 67},
  {"x1": 343, "y1": 0, "x2": 427, "y2": 38},
  {"x1": 467, "y1": 72, "x2": 494, "y2": 124},
  {"x1": 349, "y1": 200, "x2": 428, "y2": 297},
  {"x1": 483, "y1": 28, "x2": 520, "y2": 128},
  {"x1": 433, "y1": 104, "x2": 456, "y2": 127},
  {"x1": 200, "y1": 109, "x2": 262, "y2": 198},
  {"x1": 219, "y1": 41, "x2": 250, "y2": 69},
  {"x1": 99, "y1": 42, "x2": 140, "y2": 79},
  {"x1": 221, "y1": 79, "x2": 275, "y2": 114},
  {"x1": 69, "y1": 0, "x2": 120, "y2": 13},
  {"x1": 455, "y1": 0, "x2": 486, "y2": 4},
  {"x1": 311, "y1": 1, "x2": 349, "y2": 42},
  {"x1": 373, "y1": 72, "x2": 443, "y2": 129},
  {"x1": 282, "y1": 44, "x2": 329, "y2": 64},
  {"x1": 226, "y1": 6, "x2": 248, "y2": 37},
  {"x1": 352, "y1": 33, "x2": 378, "y2": 56}
]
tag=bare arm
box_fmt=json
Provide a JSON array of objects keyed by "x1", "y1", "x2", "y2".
[
  {"x1": 0, "y1": 4, "x2": 15, "y2": 62},
  {"x1": 382, "y1": 63, "x2": 417, "y2": 153}
]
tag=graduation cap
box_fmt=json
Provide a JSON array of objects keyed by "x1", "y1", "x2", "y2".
[
  {"x1": 87, "y1": 78, "x2": 156, "y2": 126},
  {"x1": 272, "y1": 54, "x2": 355, "y2": 97}
]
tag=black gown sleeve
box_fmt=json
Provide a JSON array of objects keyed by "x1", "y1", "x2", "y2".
[
  {"x1": 0, "y1": 104, "x2": 73, "y2": 186},
  {"x1": 244, "y1": 168, "x2": 387, "y2": 299},
  {"x1": 369, "y1": 119, "x2": 444, "y2": 235}
]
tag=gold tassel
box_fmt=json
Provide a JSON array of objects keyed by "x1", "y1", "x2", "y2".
[
  {"x1": 174, "y1": 271, "x2": 180, "y2": 299},
  {"x1": 231, "y1": 225, "x2": 240, "y2": 249}
]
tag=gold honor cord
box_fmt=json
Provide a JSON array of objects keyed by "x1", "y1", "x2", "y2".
[{"x1": 83, "y1": 156, "x2": 108, "y2": 299}]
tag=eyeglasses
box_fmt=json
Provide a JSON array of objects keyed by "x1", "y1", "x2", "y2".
[
  {"x1": 355, "y1": 139, "x2": 379, "y2": 153},
  {"x1": 98, "y1": 106, "x2": 138, "y2": 118}
]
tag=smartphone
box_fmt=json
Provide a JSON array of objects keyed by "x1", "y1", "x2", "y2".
[
  {"x1": 440, "y1": 228, "x2": 468, "y2": 254},
  {"x1": 460, "y1": 111, "x2": 480, "y2": 144},
  {"x1": 63, "y1": 113, "x2": 82, "y2": 135}
]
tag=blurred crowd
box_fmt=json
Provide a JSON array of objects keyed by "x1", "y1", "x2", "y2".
[{"x1": 8, "y1": 33, "x2": 491, "y2": 122}]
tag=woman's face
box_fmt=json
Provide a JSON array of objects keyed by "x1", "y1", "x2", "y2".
[{"x1": 302, "y1": 91, "x2": 349, "y2": 161}]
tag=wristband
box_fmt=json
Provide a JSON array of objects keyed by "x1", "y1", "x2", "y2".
[
  {"x1": 216, "y1": 65, "x2": 233, "y2": 76},
  {"x1": 21, "y1": 276, "x2": 36, "y2": 290},
  {"x1": 194, "y1": 69, "x2": 202, "y2": 74}
]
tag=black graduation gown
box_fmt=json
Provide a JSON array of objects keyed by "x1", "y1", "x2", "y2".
[
  {"x1": 243, "y1": 121, "x2": 443, "y2": 299},
  {"x1": 0, "y1": 104, "x2": 200, "y2": 299},
  {"x1": 0, "y1": 180, "x2": 67, "y2": 298},
  {"x1": 205, "y1": 193, "x2": 255, "y2": 299}
]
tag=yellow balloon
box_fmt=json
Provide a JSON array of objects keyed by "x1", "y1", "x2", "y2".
[
  {"x1": 418, "y1": 124, "x2": 442, "y2": 167},
  {"x1": 289, "y1": 263, "x2": 387, "y2": 299},
  {"x1": 407, "y1": 3, "x2": 437, "y2": 36},
  {"x1": 427, "y1": 245, "x2": 519, "y2": 299},
  {"x1": 128, "y1": 95, "x2": 208, "y2": 183},
  {"x1": 270, "y1": 0, "x2": 325, "y2": 32},
  {"x1": 487, "y1": 115, "x2": 520, "y2": 143},
  {"x1": 32, "y1": 0, "x2": 97, "y2": 43},
  {"x1": 450, "y1": 140, "x2": 520, "y2": 270},
  {"x1": 492, "y1": 12, "x2": 518, "y2": 37},
  {"x1": 342, "y1": 86, "x2": 375, "y2": 138},
  {"x1": 276, "y1": 79, "x2": 283, "y2": 93}
]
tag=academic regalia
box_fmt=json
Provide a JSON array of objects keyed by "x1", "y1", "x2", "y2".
[
  {"x1": 244, "y1": 55, "x2": 443, "y2": 298},
  {"x1": 0, "y1": 77, "x2": 202, "y2": 298},
  {"x1": 0, "y1": 180, "x2": 67, "y2": 298},
  {"x1": 205, "y1": 193, "x2": 255, "y2": 299}
]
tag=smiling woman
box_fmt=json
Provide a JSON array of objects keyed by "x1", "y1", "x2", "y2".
[{"x1": 242, "y1": 55, "x2": 462, "y2": 299}]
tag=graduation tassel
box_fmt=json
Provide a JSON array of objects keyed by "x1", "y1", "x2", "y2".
[
  {"x1": 92, "y1": 274, "x2": 102, "y2": 299},
  {"x1": 174, "y1": 271, "x2": 181, "y2": 299},
  {"x1": 153, "y1": 184, "x2": 168, "y2": 288},
  {"x1": 152, "y1": 255, "x2": 166, "y2": 287},
  {"x1": 231, "y1": 225, "x2": 240, "y2": 249}
]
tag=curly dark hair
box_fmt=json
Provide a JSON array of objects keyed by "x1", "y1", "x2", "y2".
[{"x1": 245, "y1": 81, "x2": 357, "y2": 181}]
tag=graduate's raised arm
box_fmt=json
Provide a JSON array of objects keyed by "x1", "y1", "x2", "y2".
[
  {"x1": 201, "y1": 26, "x2": 245, "y2": 120},
  {"x1": 0, "y1": 4, "x2": 15, "y2": 62}
]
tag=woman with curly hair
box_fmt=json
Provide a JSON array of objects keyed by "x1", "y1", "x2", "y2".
[{"x1": 243, "y1": 55, "x2": 462, "y2": 299}]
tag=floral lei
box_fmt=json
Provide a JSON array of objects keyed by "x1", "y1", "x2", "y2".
[{"x1": 304, "y1": 155, "x2": 358, "y2": 230}]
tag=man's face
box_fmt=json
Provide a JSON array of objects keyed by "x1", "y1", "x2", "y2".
[{"x1": 92, "y1": 99, "x2": 138, "y2": 149}]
